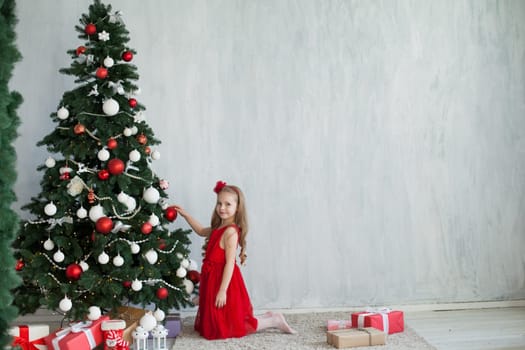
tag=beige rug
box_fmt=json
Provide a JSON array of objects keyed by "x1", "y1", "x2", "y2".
[{"x1": 172, "y1": 311, "x2": 437, "y2": 349}]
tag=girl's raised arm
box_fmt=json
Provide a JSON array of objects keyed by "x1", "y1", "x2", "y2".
[{"x1": 172, "y1": 205, "x2": 211, "y2": 237}]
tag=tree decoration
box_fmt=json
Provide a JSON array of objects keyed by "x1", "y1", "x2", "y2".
[
  {"x1": 15, "y1": 259, "x2": 24, "y2": 271},
  {"x1": 103, "y1": 56, "x2": 114, "y2": 68},
  {"x1": 13, "y1": 1, "x2": 193, "y2": 321},
  {"x1": 121, "y1": 50, "x2": 133, "y2": 62},
  {"x1": 76, "y1": 46, "x2": 86, "y2": 56},
  {"x1": 107, "y1": 138, "x2": 118, "y2": 150},
  {"x1": 84, "y1": 23, "x2": 97, "y2": 35},
  {"x1": 107, "y1": 158, "x2": 125, "y2": 175},
  {"x1": 96, "y1": 67, "x2": 108, "y2": 79},
  {"x1": 164, "y1": 206, "x2": 177, "y2": 222},
  {"x1": 65, "y1": 263, "x2": 83, "y2": 281},
  {"x1": 73, "y1": 123, "x2": 86, "y2": 135},
  {"x1": 57, "y1": 106, "x2": 69, "y2": 120},
  {"x1": 102, "y1": 98, "x2": 119, "y2": 116},
  {"x1": 156, "y1": 287, "x2": 168, "y2": 300},
  {"x1": 98, "y1": 169, "x2": 110, "y2": 180},
  {"x1": 95, "y1": 216, "x2": 114, "y2": 234}
]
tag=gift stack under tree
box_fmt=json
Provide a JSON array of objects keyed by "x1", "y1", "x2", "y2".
[{"x1": 11, "y1": 1, "x2": 195, "y2": 348}]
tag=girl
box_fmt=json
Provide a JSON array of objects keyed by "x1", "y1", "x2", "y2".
[{"x1": 173, "y1": 180, "x2": 296, "y2": 340}]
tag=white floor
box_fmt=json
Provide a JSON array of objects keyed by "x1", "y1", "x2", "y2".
[{"x1": 406, "y1": 307, "x2": 525, "y2": 350}]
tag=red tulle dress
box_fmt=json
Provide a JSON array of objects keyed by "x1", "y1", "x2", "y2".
[{"x1": 194, "y1": 224, "x2": 258, "y2": 339}]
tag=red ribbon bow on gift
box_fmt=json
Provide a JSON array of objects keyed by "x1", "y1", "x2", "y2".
[{"x1": 11, "y1": 325, "x2": 46, "y2": 350}]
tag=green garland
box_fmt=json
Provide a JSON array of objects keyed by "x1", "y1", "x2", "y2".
[{"x1": 0, "y1": 0, "x2": 22, "y2": 347}]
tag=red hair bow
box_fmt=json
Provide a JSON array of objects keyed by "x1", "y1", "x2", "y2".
[{"x1": 214, "y1": 181, "x2": 227, "y2": 193}]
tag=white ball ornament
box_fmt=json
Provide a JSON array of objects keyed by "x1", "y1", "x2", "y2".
[
  {"x1": 113, "y1": 254, "x2": 124, "y2": 267},
  {"x1": 53, "y1": 249, "x2": 65, "y2": 263},
  {"x1": 180, "y1": 259, "x2": 190, "y2": 269},
  {"x1": 102, "y1": 98, "x2": 119, "y2": 116},
  {"x1": 151, "y1": 150, "x2": 161, "y2": 160},
  {"x1": 103, "y1": 56, "x2": 114, "y2": 68},
  {"x1": 129, "y1": 149, "x2": 141, "y2": 162},
  {"x1": 98, "y1": 251, "x2": 110, "y2": 265},
  {"x1": 131, "y1": 279, "x2": 143, "y2": 291},
  {"x1": 125, "y1": 197, "x2": 137, "y2": 211},
  {"x1": 123, "y1": 127, "x2": 133, "y2": 137},
  {"x1": 183, "y1": 279, "x2": 194, "y2": 294},
  {"x1": 176, "y1": 267, "x2": 187, "y2": 278},
  {"x1": 148, "y1": 213, "x2": 160, "y2": 227},
  {"x1": 89, "y1": 204, "x2": 105, "y2": 222},
  {"x1": 44, "y1": 202, "x2": 57, "y2": 216},
  {"x1": 43, "y1": 238, "x2": 55, "y2": 251},
  {"x1": 97, "y1": 148, "x2": 110, "y2": 161},
  {"x1": 130, "y1": 126, "x2": 138, "y2": 135},
  {"x1": 144, "y1": 249, "x2": 158, "y2": 264},
  {"x1": 143, "y1": 187, "x2": 160, "y2": 204},
  {"x1": 139, "y1": 312, "x2": 157, "y2": 332},
  {"x1": 79, "y1": 261, "x2": 89, "y2": 271},
  {"x1": 76, "y1": 206, "x2": 88, "y2": 219},
  {"x1": 57, "y1": 107, "x2": 69, "y2": 120},
  {"x1": 45, "y1": 157, "x2": 56, "y2": 168},
  {"x1": 130, "y1": 242, "x2": 140, "y2": 254},
  {"x1": 59, "y1": 296, "x2": 72, "y2": 312},
  {"x1": 87, "y1": 306, "x2": 102, "y2": 320},
  {"x1": 153, "y1": 309, "x2": 165, "y2": 322}
]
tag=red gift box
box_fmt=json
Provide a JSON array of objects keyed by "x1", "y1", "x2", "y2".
[
  {"x1": 45, "y1": 315, "x2": 109, "y2": 350},
  {"x1": 351, "y1": 308, "x2": 404, "y2": 334},
  {"x1": 9, "y1": 324, "x2": 49, "y2": 350}
]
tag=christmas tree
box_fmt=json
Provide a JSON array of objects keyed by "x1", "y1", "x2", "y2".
[
  {"x1": 0, "y1": 0, "x2": 22, "y2": 347},
  {"x1": 13, "y1": 0, "x2": 194, "y2": 321}
]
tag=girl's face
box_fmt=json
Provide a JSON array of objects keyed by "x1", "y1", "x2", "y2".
[{"x1": 216, "y1": 191, "x2": 238, "y2": 223}]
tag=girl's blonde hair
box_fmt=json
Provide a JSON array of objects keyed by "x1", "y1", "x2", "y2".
[{"x1": 203, "y1": 185, "x2": 249, "y2": 265}]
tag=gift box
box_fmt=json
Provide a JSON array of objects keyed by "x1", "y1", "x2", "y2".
[
  {"x1": 45, "y1": 315, "x2": 109, "y2": 350},
  {"x1": 114, "y1": 306, "x2": 147, "y2": 344},
  {"x1": 101, "y1": 320, "x2": 129, "y2": 350},
  {"x1": 9, "y1": 324, "x2": 49, "y2": 350},
  {"x1": 327, "y1": 327, "x2": 386, "y2": 348},
  {"x1": 327, "y1": 320, "x2": 352, "y2": 331},
  {"x1": 351, "y1": 308, "x2": 404, "y2": 334}
]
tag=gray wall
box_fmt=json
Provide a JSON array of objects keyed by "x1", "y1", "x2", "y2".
[{"x1": 12, "y1": 1, "x2": 525, "y2": 309}]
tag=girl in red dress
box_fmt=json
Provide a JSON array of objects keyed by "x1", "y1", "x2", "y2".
[{"x1": 174, "y1": 181, "x2": 296, "y2": 340}]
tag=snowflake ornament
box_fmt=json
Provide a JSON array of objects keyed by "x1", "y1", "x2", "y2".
[{"x1": 98, "y1": 30, "x2": 110, "y2": 41}]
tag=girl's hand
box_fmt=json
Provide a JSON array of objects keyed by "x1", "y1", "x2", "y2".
[
  {"x1": 215, "y1": 289, "x2": 227, "y2": 308},
  {"x1": 172, "y1": 205, "x2": 188, "y2": 218}
]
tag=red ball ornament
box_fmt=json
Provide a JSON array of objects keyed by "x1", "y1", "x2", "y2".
[
  {"x1": 128, "y1": 98, "x2": 137, "y2": 108},
  {"x1": 95, "y1": 216, "x2": 114, "y2": 234},
  {"x1": 74, "y1": 123, "x2": 86, "y2": 135},
  {"x1": 76, "y1": 46, "x2": 86, "y2": 56},
  {"x1": 123, "y1": 280, "x2": 132, "y2": 288},
  {"x1": 107, "y1": 158, "x2": 125, "y2": 175},
  {"x1": 85, "y1": 23, "x2": 97, "y2": 35},
  {"x1": 65, "y1": 263, "x2": 83, "y2": 281},
  {"x1": 122, "y1": 51, "x2": 133, "y2": 62},
  {"x1": 98, "y1": 169, "x2": 110, "y2": 181},
  {"x1": 156, "y1": 287, "x2": 169, "y2": 299},
  {"x1": 107, "y1": 138, "x2": 118, "y2": 150},
  {"x1": 158, "y1": 239, "x2": 166, "y2": 250},
  {"x1": 187, "y1": 270, "x2": 201, "y2": 285},
  {"x1": 96, "y1": 67, "x2": 108, "y2": 79},
  {"x1": 141, "y1": 222, "x2": 153, "y2": 235},
  {"x1": 15, "y1": 259, "x2": 24, "y2": 271},
  {"x1": 144, "y1": 146, "x2": 151, "y2": 155},
  {"x1": 136, "y1": 134, "x2": 147, "y2": 145},
  {"x1": 164, "y1": 207, "x2": 178, "y2": 222}
]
